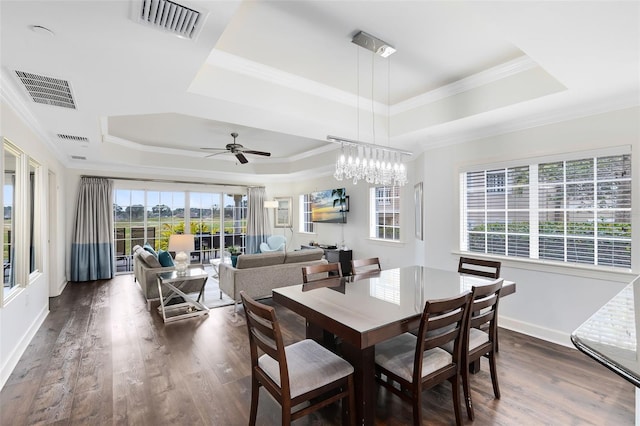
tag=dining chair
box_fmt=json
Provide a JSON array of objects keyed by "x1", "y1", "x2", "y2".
[
  {"x1": 350, "y1": 257, "x2": 381, "y2": 275},
  {"x1": 458, "y1": 256, "x2": 501, "y2": 279},
  {"x1": 458, "y1": 279, "x2": 503, "y2": 421},
  {"x1": 458, "y1": 256, "x2": 502, "y2": 352},
  {"x1": 374, "y1": 291, "x2": 472, "y2": 426},
  {"x1": 240, "y1": 291, "x2": 356, "y2": 426},
  {"x1": 302, "y1": 262, "x2": 342, "y2": 283}
]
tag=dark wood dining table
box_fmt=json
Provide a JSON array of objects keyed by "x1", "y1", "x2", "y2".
[{"x1": 272, "y1": 265, "x2": 516, "y2": 425}]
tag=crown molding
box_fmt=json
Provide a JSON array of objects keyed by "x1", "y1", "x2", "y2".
[
  {"x1": 102, "y1": 132, "x2": 335, "y2": 164},
  {"x1": 207, "y1": 50, "x2": 538, "y2": 119},
  {"x1": 391, "y1": 56, "x2": 538, "y2": 115},
  {"x1": 206, "y1": 49, "x2": 386, "y2": 113},
  {"x1": 415, "y1": 90, "x2": 640, "y2": 151},
  {"x1": 0, "y1": 70, "x2": 70, "y2": 167}
]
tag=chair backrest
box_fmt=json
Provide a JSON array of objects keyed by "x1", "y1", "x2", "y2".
[
  {"x1": 458, "y1": 257, "x2": 501, "y2": 279},
  {"x1": 267, "y1": 235, "x2": 286, "y2": 249},
  {"x1": 240, "y1": 291, "x2": 290, "y2": 394},
  {"x1": 302, "y1": 262, "x2": 342, "y2": 283},
  {"x1": 470, "y1": 279, "x2": 503, "y2": 340},
  {"x1": 415, "y1": 291, "x2": 472, "y2": 380},
  {"x1": 351, "y1": 257, "x2": 381, "y2": 275}
]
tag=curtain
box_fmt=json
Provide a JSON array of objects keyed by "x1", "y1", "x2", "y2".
[
  {"x1": 245, "y1": 187, "x2": 270, "y2": 254},
  {"x1": 70, "y1": 177, "x2": 114, "y2": 281}
]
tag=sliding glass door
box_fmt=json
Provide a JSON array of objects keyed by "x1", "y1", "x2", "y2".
[{"x1": 113, "y1": 187, "x2": 247, "y2": 274}]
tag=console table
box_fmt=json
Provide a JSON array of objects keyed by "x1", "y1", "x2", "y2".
[{"x1": 301, "y1": 245, "x2": 353, "y2": 275}]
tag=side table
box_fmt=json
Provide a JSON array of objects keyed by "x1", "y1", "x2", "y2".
[{"x1": 156, "y1": 268, "x2": 209, "y2": 323}]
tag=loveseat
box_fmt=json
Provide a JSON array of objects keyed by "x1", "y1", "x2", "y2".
[
  {"x1": 219, "y1": 248, "x2": 326, "y2": 310},
  {"x1": 132, "y1": 244, "x2": 201, "y2": 304}
]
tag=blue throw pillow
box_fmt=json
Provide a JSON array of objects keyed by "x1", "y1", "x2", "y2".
[
  {"x1": 143, "y1": 242, "x2": 158, "y2": 257},
  {"x1": 158, "y1": 249, "x2": 174, "y2": 267}
]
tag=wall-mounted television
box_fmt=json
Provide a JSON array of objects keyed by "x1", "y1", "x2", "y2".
[{"x1": 311, "y1": 188, "x2": 348, "y2": 223}]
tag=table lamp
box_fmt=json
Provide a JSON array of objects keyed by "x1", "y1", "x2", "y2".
[{"x1": 168, "y1": 234, "x2": 195, "y2": 275}]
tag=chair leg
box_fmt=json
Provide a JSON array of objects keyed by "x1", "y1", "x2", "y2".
[
  {"x1": 489, "y1": 352, "x2": 501, "y2": 399},
  {"x1": 462, "y1": 360, "x2": 474, "y2": 421},
  {"x1": 281, "y1": 400, "x2": 292, "y2": 426},
  {"x1": 343, "y1": 375, "x2": 356, "y2": 426},
  {"x1": 249, "y1": 376, "x2": 259, "y2": 426},
  {"x1": 412, "y1": 387, "x2": 422, "y2": 426},
  {"x1": 451, "y1": 375, "x2": 463, "y2": 426}
]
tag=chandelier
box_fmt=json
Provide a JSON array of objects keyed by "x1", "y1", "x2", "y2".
[
  {"x1": 328, "y1": 31, "x2": 411, "y2": 186},
  {"x1": 328, "y1": 136, "x2": 409, "y2": 186}
]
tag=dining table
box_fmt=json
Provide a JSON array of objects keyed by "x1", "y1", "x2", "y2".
[{"x1": 272, "y1": 265, "x2": 516, "y2": 426}]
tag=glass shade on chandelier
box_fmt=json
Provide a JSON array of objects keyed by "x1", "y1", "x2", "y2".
[{"x1": 333, "y1": 144, "x2": 408, "y2": 186}]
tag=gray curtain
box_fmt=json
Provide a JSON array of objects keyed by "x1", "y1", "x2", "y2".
[
  {"x1": 245, "y1": 187, "x2": 270, "y2": 254},
  {"x1": 70, "y1": 177, "x2": 114, "y2": 281}
]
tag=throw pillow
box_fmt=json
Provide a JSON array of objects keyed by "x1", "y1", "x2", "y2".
[
  {"x1": 143, "y1": 242, "x2": 158, "y2": 257},
  {"x1": 158, "y1": 249, "x2": 174, "y2": 267}
]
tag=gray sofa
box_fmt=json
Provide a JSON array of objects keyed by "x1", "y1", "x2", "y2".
[
  {"x1": 219, "y1": 248, "x2": 326, "y2": 309},
  {"x1": 132, "y1": 244, "x2": 201, "y2": 304}
]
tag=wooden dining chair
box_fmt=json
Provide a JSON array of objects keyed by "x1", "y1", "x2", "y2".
[
  {"x1": 240, "y1": 291, "x2": 356, "y2": 426},
  {"x1": 350, "y1": 257, "x2": 381, "y2": 275},
  {"x1": 463, "y1": 279, "x2": 503, "y2": 420},
  {"x1": 374, "y1": 291, "x2": 472, "y2": 426},
  {"x1": 458, "y1": 256, "x2": 501, "y2": 279},
  {"x1": 458, "y1": 257, "x2": 502, "y2": 352},
  {"x1": 302, "y1": 262, "x2": 342, "y2": 283}
]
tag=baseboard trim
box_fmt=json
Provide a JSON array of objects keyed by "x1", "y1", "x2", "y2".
[
  {"x1": 0, "y1": 304, "x2": 49, "y2": 390},
  {"x1": 499, "y1": 315, "x2": 575, "y2": 349}
]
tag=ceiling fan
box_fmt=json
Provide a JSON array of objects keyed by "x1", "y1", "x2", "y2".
[{"x1": 200, "y1": 132, "x2": 271, "y2": 164}]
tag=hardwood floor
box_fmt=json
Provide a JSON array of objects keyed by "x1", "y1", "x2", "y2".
[{"x1": 1, "y1": 275, "x2": 634, "y2": 425}]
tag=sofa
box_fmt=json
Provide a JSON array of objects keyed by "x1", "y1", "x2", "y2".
[
  {"x1": 132, "y1": 244, "x2": 201, "y2": 304},
  {"x1": 219, "y1": 248, "x2": 326, "y2": 309}
]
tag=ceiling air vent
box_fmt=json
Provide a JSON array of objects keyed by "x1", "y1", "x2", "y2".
[
  {"x1": 135, "y1": 0, "x2": 203, "y2": 39},
  {"x1": 58, "y1": 134, "x2": 89, "y2": 143},
  {"x1": 14, "y1": 70, "x2": 76, "y2": 109},
  {"x1": 71, "y1": 155, "x2": 87, "y2": 160}
]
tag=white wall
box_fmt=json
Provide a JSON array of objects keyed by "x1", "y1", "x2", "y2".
[
  {"x1": 0, "y1": 100, "x2": 67, "y2": 388},
  {"x1": 419, "y1": 106, "x2": 640, "y2": 347},
  {"x1": 276, "y1": 175, "x2": 414, "y2": 270}
]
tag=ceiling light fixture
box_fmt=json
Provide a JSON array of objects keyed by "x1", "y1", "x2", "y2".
[
  {"x1": 351, "y1": 30, "x2": 396, "y2": 58},
  {"x1": 329, "y1": 31, "x2": 409, "y2": 186}
]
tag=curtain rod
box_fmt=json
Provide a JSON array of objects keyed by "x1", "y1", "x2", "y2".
[{"x1": 81, "y1": 175, "x2": 263, "y2": 189}]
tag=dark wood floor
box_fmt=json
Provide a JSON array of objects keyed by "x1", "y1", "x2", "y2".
[{"x1": 1, "y1": 275, "x2": 634, "y2": 425}]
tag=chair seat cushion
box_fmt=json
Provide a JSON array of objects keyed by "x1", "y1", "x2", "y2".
[
  {"x1": 258, "y1": 339, "x2": 354, "y2": 398},
  {"x1": 441, "y1": 328, "x2": 489, "y2": 354},
  {"x1": 375, "y1": 333, "x2": 452, "y2": 383}
]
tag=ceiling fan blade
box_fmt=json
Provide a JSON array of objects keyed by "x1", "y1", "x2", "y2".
[
  {"x1": 204, "y1": 151, "x2": 228, "y2": 158},
  {"x1": 235, "y1": 153, "x2": 249, "y2": 164},
  {"x1": 242, "y1": 150, "x2": 271, "y2": 157},
  {"x1": 200, "y1": 147, "x2": 227, "y2": 151}
]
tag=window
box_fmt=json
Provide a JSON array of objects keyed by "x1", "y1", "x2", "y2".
[
  {"x1": 299, "y1": 193, "x2": 314, "y2": 233},
  {"x1": 461, "y1": 151, "x2": 632, "y2": 269},
  {"x1": 3, "y1": 144, "x2": 17, "y2": 293},
  {"x1": 113, "y1": 188, "x2": 247, "y2": 274},
  {"x1": 2, "y1": 138, "x2": 42, "y2": 301},
  {"x1": 370, "y1": 186, "x2": 400, "y2": 241}
]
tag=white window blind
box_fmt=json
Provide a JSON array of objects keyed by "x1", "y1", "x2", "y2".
[
  {"x1": 461, "y1": 153, "x2": 632, "y2": 269},
  {"x1": 370, "y1": 186, "x2": 401, "y2": 241},
  {"x1": 299, "y1": 193, "x2": 314, "y2": 233}
]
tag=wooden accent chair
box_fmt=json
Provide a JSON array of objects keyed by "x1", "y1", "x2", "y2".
[
  {"x1": 374, "y1": 291, "x2": 472, "y2": 426},
  {"x1": 458, "y1": 256, "x2": 501, "y2": 279},
  {"x1": 240, "y1": 291, "x2": 356, "y2": 426},
  {"x1": 460, "y1": 279, "x2": 503, "y2": 420},
  {"x1": 302, "y1": 262, "x2": 342, "y2": 283},
  {"x1": 350, "y1": 257, "x2": 381, "y2": 275}
]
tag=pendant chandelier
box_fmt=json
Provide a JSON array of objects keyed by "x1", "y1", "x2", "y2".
[{"x1": 329, "y1": 31, "x2": 411, "y2": 186}]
